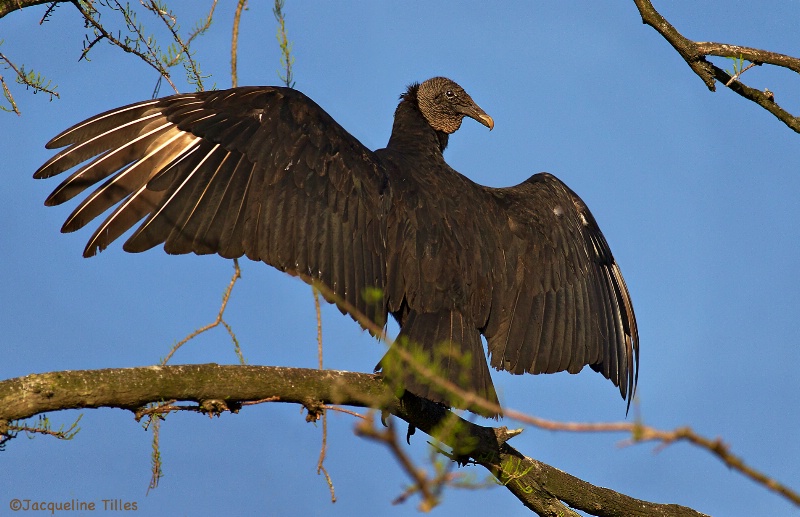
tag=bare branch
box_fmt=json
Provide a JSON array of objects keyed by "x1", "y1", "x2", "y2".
[
  {"x1": 696, "y1": 42, "x2": 800, "y2": 74},
  {"x1": 633, "y1": 0, "x2": 800, "y2": 132},
  {"x1": 0, "y1": 364, "x2": 708, "y2": 516},
  {"x1": 0, "y1": 0, "x2": 65, "y2": 20}
]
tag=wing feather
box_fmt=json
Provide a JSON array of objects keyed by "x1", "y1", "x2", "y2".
[
  {"x1": 180, "y1": 150, "x2": 239, "y2": 254},
  {"x1": 485, "y1": 173, "x2": 639, "y2": 406},
  {"x1": 38, "y1": 86, "x2": 389, "y2": 328},
  {"x1": 524, "y1": 291, "x2": 547, "y2": 374}
]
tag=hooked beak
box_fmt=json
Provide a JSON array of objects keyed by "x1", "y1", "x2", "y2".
[
  {"x1": 477, "y1": 113, "x2": 495, "y2": 131},
  {"x1": 460, "y1": 103, "x2": 494, "y2": 131}
]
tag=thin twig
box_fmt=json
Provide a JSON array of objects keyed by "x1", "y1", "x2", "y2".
[
  {"x1": 72, "y1": 1, "x2": 179, "y2": 94},
  {"x1": 272, "y1": 0, "x2": 294, "y2": 88},
  {"x1": 6, "y1": 414, "x2": 82, "y2": 442},
  {"x1": 146, "y1": 259, "x2": 242, "y2": 491},
  {"x1": 231, "y1": 0, "x2": 247, "y2": 87},
  {"x1": 725, "y1": 61, "x2": 757, "y2": 86},
  {"x1": 0, "y1": 51, "x2": 59, "y2": 100},
  {"x1": 355, "y1": 414, "x2": 439, "y2": 511},
  {"x1": 146, "y1": 413, "x2": 163, "y2": 494},
  {"x1": 39, "y1": 1, "x2": 59, "y2": 24},
  {"x1": 312, "y1": 286, "x2": 336, "y2": 502},
  {"x1": 143, "y1": 0, "x2": 216, "y2": 91},
  {"x1": 322, "y1": 405, "x2": 367, "y2": 420},
  {"x1": 241, "y1": 396, "x2": 281, "y2": 406},
  {"x1": 314, "y1": 287, "x2": 323, "y2": 371},
  {"x1": 0, "y1": 74, "x2": 19, "y2": 115},
  {"x1": 161, "y1": 260, "x2": 243, "y2": 365}
]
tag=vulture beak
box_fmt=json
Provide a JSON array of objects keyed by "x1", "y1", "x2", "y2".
[
  {"x1": 478, "y1": 113, "x2": 495, "y2": 131},
  {"x1": 462, "y1": 104, "x2": 494, "y2": 131}
]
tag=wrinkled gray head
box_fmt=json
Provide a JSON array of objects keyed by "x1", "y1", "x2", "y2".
[{"x1": 416, "y1": 77, "x2": 494, "y2": 134}]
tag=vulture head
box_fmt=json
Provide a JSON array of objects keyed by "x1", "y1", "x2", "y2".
[{"x1": 415, "y1": 77, "x2": 494, "y2": 134}]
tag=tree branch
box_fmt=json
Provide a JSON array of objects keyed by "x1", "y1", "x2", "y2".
[
  {"x1": 0, "y1": 0, "x2": 64, "y2": 20},
  {"x1": 633, "y1": 0, "x2": 800, "y2": 132},
  {"x1": 0, "y1": 364, "x2": 707, "y2": 516}
]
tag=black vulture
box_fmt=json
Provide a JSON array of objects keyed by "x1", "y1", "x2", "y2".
[{"x1": 34, "y1": 77, "x2": 638, "y2": 417}]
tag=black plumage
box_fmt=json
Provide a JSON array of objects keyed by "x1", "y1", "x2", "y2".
[{"x1": 34, "y1": 77, "x2": 638, "y2": 417}]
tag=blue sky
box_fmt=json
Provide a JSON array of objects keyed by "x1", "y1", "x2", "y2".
[{"x1": 2, "y1": 2, "x2": 799, "y2": 516}]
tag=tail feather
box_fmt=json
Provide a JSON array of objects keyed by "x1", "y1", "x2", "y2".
[{"x1": 377, "y1": 310, "x2": 501, "y2": 417}]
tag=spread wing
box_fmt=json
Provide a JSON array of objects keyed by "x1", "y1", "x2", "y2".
[
  {"x1": 484, "y1": 173, "x2": 638, "y2": 407},
  {"x1": 35, "y1": 87, "x2": 389, "y2": 323}
]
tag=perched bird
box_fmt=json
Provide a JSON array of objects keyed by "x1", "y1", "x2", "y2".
[{"x1": 34, "y1": 77, "x2": 638, "y2": 417}]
